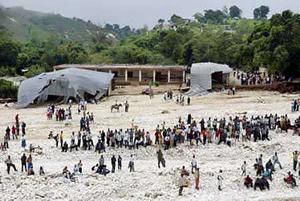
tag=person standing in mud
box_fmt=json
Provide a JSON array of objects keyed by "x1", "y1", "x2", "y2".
[
  {"x1": 157, "y1": 149, "x2": 166, "y2": 168},
  {"x1": 21, "y1": 153, "x2": 27, "y2": 172},
  {"x1": 77, "y1": 131, "x2": 82, "y2": 148},
  {"x1": 187, "y1": 114, "x2": 192, "y2": 125},
  {"x1": 21, "y1": 134, "x2": 26, "y2": 149},
  {"x1": 129, "y1": 154, "x2": 135, "y2": 172},
  {"x1": 60, "y1": 131, "x2": 64, "y2": 148},
  {"x1": 111, "y1": 155, "x2": 116, "y2": 173},
  {"x1": 16, "y1": 122, "x2": 20, "y2": 136},
  {"x1": 5, "y1": 126, "x2": 10, "y2": 140},
  {"x1": 15, "y1": 114, "x2": 19, "y2": 126},
  {"x1": 191, "y1": 155, "x2": 197, "y2": 174},
  {"x1": 178, "y1": 173, "x2": 185, "y2": 196},
  {"x1": 125, "y1": 101, "x2": 129, "y2": 112},
  {"x1": 21, "y1": 122, "x2": 26, "y2": 135},
  {"x1": 118, "y1": 155, "x2": 122, "y2": 170},
  {"x1": 293, "y1": 151, "x2": 299, "y2": 172},
  {"x1": 3, "y1": 134, "x2": 9, "y2": 149},
  {"x1": 5, "y1": 155, "x2": 17, "y2": 174},
  {"x1": 11, "y1": 125, "x2": 17, "y2": 140},
  {"x1": 241, "y1": 161, "x2": 247, "y2": 176}
]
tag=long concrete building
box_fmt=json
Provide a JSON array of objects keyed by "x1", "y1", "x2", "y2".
[{"x1": 54, "y1": 64, "x2": 187, "y2": 85}]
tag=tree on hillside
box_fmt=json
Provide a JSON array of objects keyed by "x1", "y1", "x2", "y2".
[
  {"x1": 158, "y1": 19, "x2": 165, "y2": 29},
  {"x1": 242, "y1": 10, "x2": 300, "y2": 77},
  {"x1": 92, "y1": 28, "x2": 113, "y2": 45},
  {"x1": 193, "y1": 12, "x2": 205, "y2": 24},
  {"x1": 229, "y1": 5, "x2": 242, "y2": 18},
  {"x1": 169, "y1": 14, "x2": 186, "y2": 26},
  {"x1": 158, "y1": 19, "x2": 165, "y2": 25},
  {"x1": 0, "y1": 40, "x2": 20, "y2": 67},
  {"x1": 0, "y1": 25, "x2": 10, "y2": 39},
  {"x1": 222, "y1": 6, "x2": 229, "y2": 17},
  {"x1": 203, "y1": 9, "x2": 227, "y2": 24},
  {"x1": 253, "y1": 6, "x2": 270, "y2": 19},
  {"x1": 159, "y1": 31, "x2": 184, "y2": 63}
]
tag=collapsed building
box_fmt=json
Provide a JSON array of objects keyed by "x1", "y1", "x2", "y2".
[{"x1": 17, "y1": 68, "x2": 114, "y2": 108}]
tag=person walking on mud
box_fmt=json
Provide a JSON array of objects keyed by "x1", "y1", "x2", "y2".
[
  {"x1": 5, "y1": 156, "x2": 17, "y2": 174},
  {"x1": 111, "y1": 155, "x2": 116, "y2": 173},
  {"x1": 125, "y1": 101, "x2": 129, "y2": 112},
  {"x1": 178, "y1": 173, "x2": 185, "y2": 196},
  {"x1": 129, "y1": 154, "x2": 135, "y2": 172},
  {"x1": 21, "y1": 153, "x2": 27, "y2": 172},
  {"x1": 293, "y1": 151, "x2": 299, "y2": 172},
  {"x1": 60, "y1": 131, "x2": 64, "y2": 148},
  {"x1": 157, "y1": 149, "x2": 166, "y2": 168},
  {"x1": 118, "y1": 155, "x2": 122, "y2": 170}
]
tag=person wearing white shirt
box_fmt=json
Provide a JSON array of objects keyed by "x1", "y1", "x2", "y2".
[
  {"x1": 191, "y1": 155, "x2": 197, "y2": 174},
  {"x1": 178, "y1": 173, "x2": 185, "y2": 196},
  {"x1": 129, "y1": 154, "x2": 135, "y2": 172},
  {"x1": 241, "y1": 161, "x2": 247, "y2": 176}
]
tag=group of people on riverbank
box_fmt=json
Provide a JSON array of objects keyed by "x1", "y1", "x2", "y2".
[
  {"x1": 164, "y1": 92, "x2": 191, "y2": 106},
  {"x1": 1, "y1": 114, "x2": 27, "y2": 151},
  {"x1": 4, "y1": 153, "x2": 45, "y2": 176},
  {"x1": 2, "y1": 100, "x2": 300, "y2": 198},
  {"x1": 155, "y1": 113, "x2": 296, "y2": 151},
  {"x1": 233, "y1": 70, "x2": 285, "y2": 86},
  {"x1": 178, "y1": 148, "x2": 300, "y2": 196}
]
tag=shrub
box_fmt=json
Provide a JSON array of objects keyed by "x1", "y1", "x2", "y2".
[
  {"x1": 0, "y1": 79, "x2": 18, "y2": 99},
  {"x1": 0, "y1": 66, "x2": 17, "y2": 77}
]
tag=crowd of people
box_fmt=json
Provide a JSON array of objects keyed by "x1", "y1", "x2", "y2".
[
  {"x1": 163, "y1": 90, "x2": 191, "y2": 106},
  {"x1": 2, "y1": 99, "x2": 300, "y2": 197},
  {"x1": 233, "y1": 70, "x2": 286, "y2": 86}
]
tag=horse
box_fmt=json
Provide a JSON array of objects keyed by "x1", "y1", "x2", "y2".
[{"x1": 111, "y1": 104, "x2": 122, "y2": 112}]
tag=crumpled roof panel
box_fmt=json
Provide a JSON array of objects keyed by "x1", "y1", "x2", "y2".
[{"x1": 17, "y1": 68, "x2": 114, "y2": 108}]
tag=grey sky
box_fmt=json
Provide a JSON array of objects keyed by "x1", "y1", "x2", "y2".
[{"x1": 1, "y1": 0, "x2": 300, "y2": 28}]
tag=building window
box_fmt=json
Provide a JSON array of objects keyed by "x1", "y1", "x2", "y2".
[
  {"x1": 128, "y1": 72, "x2": 133, "y2": 78},
  {"x1": 112, "y1": 71, "x2": 118, "y2": 77}
]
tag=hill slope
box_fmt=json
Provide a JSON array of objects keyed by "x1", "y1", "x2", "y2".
[{"x1": 0, "y1": 6, "x2": 106, "y2": 43}]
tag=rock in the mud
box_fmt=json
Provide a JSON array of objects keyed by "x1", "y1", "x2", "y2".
[
  {"x1": 177, "y1": 149, "x2": 184, "y2": 153},
  {"x1": 161, "y1": 110, "x2": 170, "y2": 114},
  {"x1": 144, "y1": 193, "x2": 151, "y2": 197},
  {"x1": 243, "y1": 145, "x2": 253, "y2": 151},
  {"x1": 85, "y1": 182, "x2": 90, "y2": 187},
  {"x1": 35, "y1": 193, "x2": 46, "y2": 198},
  {"x1": 152, "y1": 193, "x2": 163, "y2": 199}
]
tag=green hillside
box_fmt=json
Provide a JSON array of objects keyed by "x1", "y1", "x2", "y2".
[
  {"x1": 0, "y1": 6, "x2": 105, "y2": 43},
  {"x1": 0, "y1": 5, "x2": 299, "y2": 78}
]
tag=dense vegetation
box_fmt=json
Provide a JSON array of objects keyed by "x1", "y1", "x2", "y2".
[
  {"x1": 0, "y1": 79, "x2": 18, "y2": 99},
  {"x1": 0, "y1": 5, "x2": 299, "y2": 78}
]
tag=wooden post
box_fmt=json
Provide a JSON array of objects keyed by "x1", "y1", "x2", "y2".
[
  {"x1": 125, "y1": 69, "x2": 128, "y2": 82},
  {"x1": 168, "y1": 70, "x2": 171, "y2": 83},
  {"x1": 182, "y1": 70, "x2": 185, "y2": 83},
  {"x1": 153, "y1": 70, "x2": 156, "y2": 83}
]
